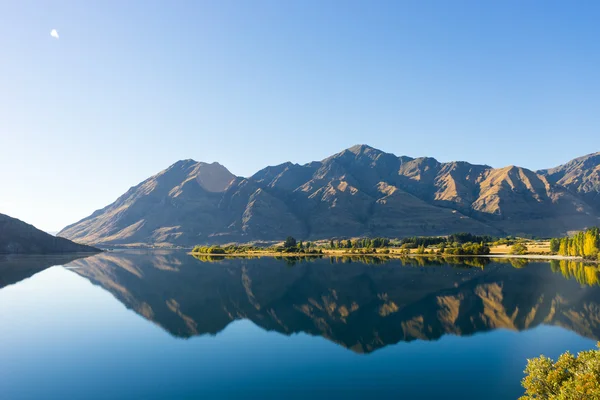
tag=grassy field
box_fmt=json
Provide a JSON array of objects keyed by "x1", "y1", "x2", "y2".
[{"x1": 489, "y1": 241, "x2": 551, "y2": 255}]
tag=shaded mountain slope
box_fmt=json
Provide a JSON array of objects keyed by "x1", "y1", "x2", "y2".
[
  {"x1": 59, "y1": 145, "x2": 600, "y2": 246},
  {"x1": 539, "y1": 152, "x2": 600, "y2": 213},
  {"x1": 0, "y1": 213, "x2": 100, "y2": 254}
]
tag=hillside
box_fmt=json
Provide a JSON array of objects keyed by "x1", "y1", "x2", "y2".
[
  {"x1": 539, "y1": 152, "x2": 600, "y2": 212},
  {"x1": 58, "y1": 145, "x2": 600, "y2": 246},
  {"x1": 0, "y1": 213, "x2": 100, "y2": 254}
]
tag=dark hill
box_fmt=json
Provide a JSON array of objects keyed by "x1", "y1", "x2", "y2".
[{"x1": 0, "y1": 213, "x2": 100, "y2": 254}]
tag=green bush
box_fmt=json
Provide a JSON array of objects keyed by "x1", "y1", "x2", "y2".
[
  {"x1": 510, "y1": 243, "x2": 528, "y2": 255},
  {"x1": 192, "y1": 245, "x2": 225, "y2": 254},
  {"x1": 444, "y1": 242, "x2": 490, "y2": 256},
  {"x1": 520, "y1": 343, "x2": 600, "y2": 399}
]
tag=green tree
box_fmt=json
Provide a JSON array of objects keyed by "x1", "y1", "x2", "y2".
[
  {"x1": 552, "y1": 228, "x2": 599, "y2": 259},
  {"x1": 584, "y1": 228, "x2": 599, "y2": 258},
  {"x1": 283, "y1": 236, "x2": 297, "y2": 249},
  {"x1": 520, "y1": 343, "x2": 600, "y2": 399},
  {"x1": 437, "y1": 242, "x2": 446, "y2": 254},
  {"x1": 549, "y1": 238, "x2": 560, "y2": 254},
  {"x1": 559, "y1": 238, "x2": 569, "y2": 256},
  {"x1": 510, "y1": 243, "x2": 528, "y2": 255},
  {"x1": 208, "y1": 245, "x2": 225, "y2": 254}
]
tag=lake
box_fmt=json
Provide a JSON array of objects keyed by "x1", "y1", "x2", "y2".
[{"x1": 1, "y1": 251, "x2": 599, "y2": 399}]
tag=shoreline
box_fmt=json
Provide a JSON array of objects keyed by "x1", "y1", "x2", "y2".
[{"x1": 190, "y1": 251, "x2": 588, "y2": 262}]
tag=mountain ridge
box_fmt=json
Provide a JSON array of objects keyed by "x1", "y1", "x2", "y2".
[{"x1": 58, "y1": 145, "x2": 600, "y2": 246}]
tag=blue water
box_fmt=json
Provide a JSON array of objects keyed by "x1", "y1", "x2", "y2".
[{"x1": 0, "y1": 252, "x2": 598, "y2": 399}]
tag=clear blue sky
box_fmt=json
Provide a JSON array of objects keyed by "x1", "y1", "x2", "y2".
[{"x1": 1, "y1": 0, "x2": 599, "y2": 232}]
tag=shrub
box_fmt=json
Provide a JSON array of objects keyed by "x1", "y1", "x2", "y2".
[
  {"x1": 520, "y1": 343, "x2": 600, "y2": 399},
  {"x1": 192, "y1": 245, "x2": 225, "y2": 254},
  {"x1": 510, "y1": 243, "x2": 528, "y2": 255},
  {"x1": 444, "y1": 242, "x2": 490, "y2": 256}
]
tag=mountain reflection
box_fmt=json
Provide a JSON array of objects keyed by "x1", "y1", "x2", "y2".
[{"x1": 65, "y1": 251, "x2": 600, "y2": 353}]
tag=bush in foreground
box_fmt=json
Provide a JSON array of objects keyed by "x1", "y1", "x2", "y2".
[{"x1": 520, "y1": 343, "x2": 600, "y2": 399}]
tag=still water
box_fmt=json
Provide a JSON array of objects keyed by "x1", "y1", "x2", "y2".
[{"x1": 1, "y1": 251, "x2": 599, "y2": 399}]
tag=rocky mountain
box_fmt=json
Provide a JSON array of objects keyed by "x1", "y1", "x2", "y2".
[
  {"x1": 539, "y1": 152, "x2": 600, "y2": 212},
  {"x1": 0, "y1": 213, "x2": 100, "y2": 254},
  {"x1": 66, "y1": 252, "x2": 600, "y2": 353},
  {"x1": 58, "y1": 145, "x2": 600, "y2": 246}
]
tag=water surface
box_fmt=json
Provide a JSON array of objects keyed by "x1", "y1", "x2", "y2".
[{"x1": 1, "y1": 251, "x2": 599, "y2": 399}]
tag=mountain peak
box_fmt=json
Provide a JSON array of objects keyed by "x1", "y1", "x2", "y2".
[
  {"x1": 325, "y1": 144, "x2": 388, "y2": 163},
  {"x1": 347, "y1": 144, "x2": 380, "y2": 154},
  {"x1": 172, "y1": 159, "x2": 198, "y2": 167},
  {"x1": 193, "y1": 162, "x2": 236, "y2": 193}
]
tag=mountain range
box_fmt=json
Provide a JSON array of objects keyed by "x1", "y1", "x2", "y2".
[
  {"x1": 0, "y1": 213, "x2": 100, "y2": 254},
  {"x1": 58, "y1": 145, "x2": 600, "y2": 246}
]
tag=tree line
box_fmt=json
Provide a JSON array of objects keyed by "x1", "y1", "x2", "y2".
[
  {"x1": 327, "y1": 237, "x2": 391, "y2": 249},
  {"x1": 550, "y1": 227, "x2": 600, "y2": 260},
  {"x1": 193, "y1": 233, "x2": 497, "y2": 255},
  {"x1": 399, "y1": 233, "x2": 494, "y2": 248}
]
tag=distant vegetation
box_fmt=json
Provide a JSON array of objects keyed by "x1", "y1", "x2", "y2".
[
  {"x1": 281, "y1": 236, "x2": 322, "y2": 253},
  {"x1": 510, "y1": 243, "x2": 528, "y2": 255},
  {"x1": 193, "y1": 245, "x2": 223, "y2": 254},
  {"x1": 191, "y1": 232, "x2": 499, "y2": 257},
  {"x1": 520, "y1": 343, "x2": 600, "y2": 399},
  {"x1": 443, "y1": 242, "x2": 490, "y2": 256},
  {"x1": 323, "y1": 233, "x2": 491, "y2": 255},
  {"x1": 192, "y1": 238, "x2": 323, "y2": 255},
  {"x1": 551, "y1": 227, "x2": 600, "y2": 260},
  {"x1": 399, "y1": 233, "x2": 494, "y2": 248},
  {"x1": 189, "y1": 228, "x2": 600, "y2": 262},
  {"x1": 326, "y1": 237, "x2": 391, "y2": 249}
]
